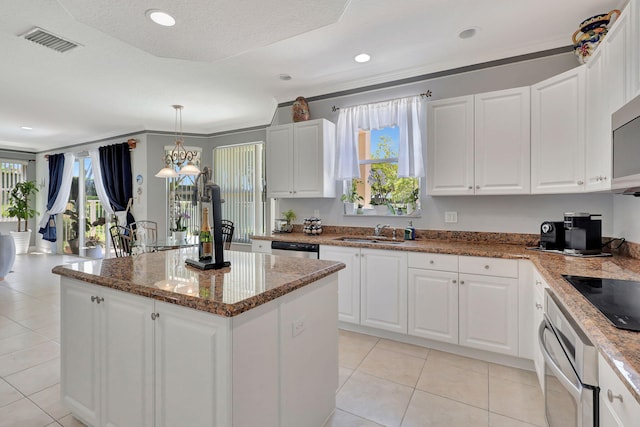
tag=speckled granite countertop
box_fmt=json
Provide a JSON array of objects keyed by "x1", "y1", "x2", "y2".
[
  {"x1": 254, "y1": 231, "x2": 640, "y2": 403},
  {"x1": 52, "y1": 248, "x2": 344, "y2": 317}
]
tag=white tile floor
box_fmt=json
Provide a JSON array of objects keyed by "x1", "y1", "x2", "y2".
[{"x1": 1, "y1": 253, "x2": 545, "y2": 427}]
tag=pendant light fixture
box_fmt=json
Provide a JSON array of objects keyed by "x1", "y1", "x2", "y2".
[{"x1": 155, "y1": 105, "x2": 201, "y2": 178}]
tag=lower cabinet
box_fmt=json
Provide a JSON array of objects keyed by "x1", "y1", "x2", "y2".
[
  {"x1": 360, "y1": 248, "x2": 408, "y2": 333},
  {"x1": 599, "y1": 354, "x2": 640, "y2": 427},
  {"x1": 61, "y1": 278, "x2": 232, "y2": 427},
  {"x1": 532, "y1": 269, "x2": 548, "y2": 389},
  {"x1": 320, "y1": 245, "x2": 361, "y2": 324}
]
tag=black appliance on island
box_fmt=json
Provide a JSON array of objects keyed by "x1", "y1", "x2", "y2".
[{"x1": 534, "y1": 212, "x2": 609, "y2": 257}]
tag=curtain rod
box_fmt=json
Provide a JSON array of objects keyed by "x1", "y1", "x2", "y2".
[
  {"x1": 44, "y1": 139, "x2": 138, "y2": 160},
  {"x1": 331, "y1": 90, "x2": 432, "y2": 113}
]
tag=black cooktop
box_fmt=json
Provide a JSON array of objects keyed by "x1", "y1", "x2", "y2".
[{"x1": 563, "y1": 275, "x2": 640, "y2": 332}]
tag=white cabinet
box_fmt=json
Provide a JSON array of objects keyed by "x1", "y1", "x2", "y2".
[
  {"x1": 599, "y1": 354, "x2": 640, "y2": 427},
  {"x1": 631, "y1": 0, "x2": 640, "y2": 97},
  {"x1": 585, "y1": 47, "x2": 611, "y2": 191},
  {"x1": 604, "y1": 8, "x2": 631, "y2": 114},
  {"x1": 320, "y1": 245, "x2": 361, "y2": 324},
  {"x1": 155, "y1": 301, "x2": 230, "y2": 427},
  {"x1": 458, "y1": 256, "x2": 519, "y2": 356},
  {"x1": 532, "y1": 269, "x2": 548, "y2": 390},
  {"x1": 408, "y1": 253, "x2": 459, "y2": 344},
  {"x1": 531, "y1": 66, "x2": 586, "y2": 193},
  {"x1": 427, "y1": 87, "x2": 530, "y2": 195},
  {"x1": 266, "y1": 118, "x2": 336, "y2": 198},
  {"x1": 474, "y1": 87, "x2": 531, "y2": 194},
  {"x1": 360, "y1": 248, "x2": 408, "y2": 333},
  {"x1": 61, "y1": 279, "x2": 155, "y2": 427},
  {"x1": 427, "y1": 96, "x2": 474, "y2": 195}
]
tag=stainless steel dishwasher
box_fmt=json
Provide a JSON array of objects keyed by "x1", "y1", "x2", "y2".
[{"x1": 270, "y1": 241, "x2": 320, "y2": 259}]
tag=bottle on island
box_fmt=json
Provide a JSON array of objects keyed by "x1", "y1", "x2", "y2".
[{"x1": 199, "y1": 207, "x2": 213, "y2": 262}]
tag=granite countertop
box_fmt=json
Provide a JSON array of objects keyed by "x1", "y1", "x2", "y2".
[
  {"x1": 52, "y1": 248, "x2": 345, "y2": 317},
  {"x1": 254, "y1": 231, "x2": 640, "y2": 403}
]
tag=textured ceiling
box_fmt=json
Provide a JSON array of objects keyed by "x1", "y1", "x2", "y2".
[{"x1": 0, "y1": 0, "x2": 623, "y2": 152}]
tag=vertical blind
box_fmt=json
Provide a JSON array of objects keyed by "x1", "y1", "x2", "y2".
[
  {"x1": 214, "y1": 143, "x2": 265, "y2": 243},
  {"x1": 0, "y1": 160, "x2": 27, "y2": 221}
]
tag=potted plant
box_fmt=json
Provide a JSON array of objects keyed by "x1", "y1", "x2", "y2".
[
  {"x1": 85, "y1": 217, "x2": 106, "y2": 258},
  {"x1": 279, "y1": 209, "x2": 296, "y2": 232},
  {"x1": 367, "y1": 169, "x2": 393, "y2": 215},
  {"x1": 4, "y1": 181, "x2": 39, "y2": 254},
  {"x1": 172, "y1": 211, "x2": 190, "y2": 243},
  {"x1": 64, "y1": 204, "x2": 90, "y2": 254},
  {"x1": 340, "y1": 179, "x2": 363, "y2": 215}
]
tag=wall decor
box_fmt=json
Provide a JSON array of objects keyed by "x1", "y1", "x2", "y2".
[
  {"x1": 573, "y1": 9, "x2": 620, "y2": 64},
  {"x1": 292, "y1": 96, "x2": 310, "y2": 122}
]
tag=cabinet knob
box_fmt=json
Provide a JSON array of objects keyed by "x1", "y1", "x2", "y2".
[
  {"x1": 95, "y1": 297, "x2": 104, "y2": 304},
  {"x1": 607, "y1": 389, "x2": 623, "y2": 403},
  {"x1": 91, "y1": 296, "x2": 97, "y2": 302},
  {"x1": 151, "y1": 312, "x2": 160, "y2": 320},
  {"x1": 460, "y1": 280, "x2": 465, "y2": 285},
  {"x1": 484, "y1": 265, "x2": 490, "y2": 269},
  {"x1": 452, "y1": 279, "x2": 457, "y2": 284},
  {"x1": 603, "y1": 176, "x2": 607, "y2": 181},
  {"x1": 535, "y1": 303, "x2": 543, "y2": 310},
  {"x1": 535, "y1": 280, "x2": 542, "y2": 285},
  {"x1": 468, "y1": 186, "x2": 473, "y2": 190},
  {"x1": 476, "y1": 185, "x2": 480, "y2": 190},
  {"x1": 429, "y1": 260, "x2": 434, "y2": 264},
  {"x1": 577, "y1": 180, "x2": 584, "y2": 185}
]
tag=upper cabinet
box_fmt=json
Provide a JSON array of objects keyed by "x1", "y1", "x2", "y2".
[
  {"x1": 531, "y1": 66, "x2": 586, "y2": 194},
  {"x1": 427, "y1": 87, "x2": 530, "y2": 196},
  {"x1": 604, "y1": 8, "x2": 631, "y2": 114},
  {"x1": 266, "y1": 118, "x2": 336, "y2": 198},
  {"x1": 585, "y1": 47, "x2": 611, "y2": 191}
]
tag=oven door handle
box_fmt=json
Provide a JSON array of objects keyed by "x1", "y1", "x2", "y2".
[{"x1": 538, "y1": 320, "x2": 582, "y2": 402}]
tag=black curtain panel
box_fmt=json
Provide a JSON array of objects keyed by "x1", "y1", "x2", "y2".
[
  {"x1": 99, "y1": 142, "x2": 135, "y2": 226},
  {"x1": 38, "y1": 153, "x2": 65, "y2": 242}
]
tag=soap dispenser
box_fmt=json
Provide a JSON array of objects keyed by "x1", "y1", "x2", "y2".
[{"x1": 404, "y1": 221, "x2": 416, "y2": 240}]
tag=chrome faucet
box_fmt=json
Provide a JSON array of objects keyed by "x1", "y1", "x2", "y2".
[{"x1": 374, "y1": 224, "x2": 390, "y2": 236}]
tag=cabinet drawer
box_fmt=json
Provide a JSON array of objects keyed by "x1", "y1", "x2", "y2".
[
  {"x1": 598, "y1": 355, "x2": 640, "y2": 426},
  {"x1": 407, "y1": 252, "x2": 458, "y2": 272},
  {"x1": 251, "y1": 240, "x2": 271, "y2": 254},
  {"x1": 458, "y1": 256, "x2": 518, "y2": 278}
]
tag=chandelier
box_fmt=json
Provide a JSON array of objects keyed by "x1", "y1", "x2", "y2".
[{"x1": 155, "y1": 105, "x2": 201, "y2": 178}]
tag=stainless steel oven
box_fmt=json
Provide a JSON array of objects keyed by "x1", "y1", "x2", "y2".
[{"x1": 538, "y1": 289, "x2": 599, "y2": 426}]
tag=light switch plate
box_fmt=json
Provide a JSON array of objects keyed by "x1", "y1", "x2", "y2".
[{"x1": 445, "y1": 211, "x2": 458, "y2": 223}]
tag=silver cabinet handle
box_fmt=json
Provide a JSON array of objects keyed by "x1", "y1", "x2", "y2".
[
  {"x1": 468, "y1": 186, "x2": 473, "y2": 190},
  {"x1": 460, "y1": 280, "x2": 465, "y2": 284},
  {"x1": 535, "y1": 280, "x2": 542, "y2": 285},
  {"x1": 429, "y1": 260, "x2": 434, "y2": 264},
  {"x1": 602, "y1": 176, "x2": 607, "y2": 181},
  {"x1": 535, "y1": 303, "x2": 543, "y2": 310},
  {"x1": 91, "y1": 296, "x2": 97, "y2": 302},
  {"x1": 577, "y1": 180, "x2": 584, "y2": 185},
  {"x1": 452, "y1": 279, "x2": 457, "y2": 284},
  {"x1": 607, "y1": 389, "x2": 623, "y2": 403},
  {"x1": 95, "y1": 297, "x2": 104, "y2": 304},
  {"x1": 151, "y1": 312, "x2": 160, "y2": 320},
  {"x1": 484, "y1": 265, "x2": 490, "y2": 269}
]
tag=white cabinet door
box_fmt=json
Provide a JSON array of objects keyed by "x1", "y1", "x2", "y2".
[
  {"x1": 459, "y1": 273, "x2": 519, "y2": 356},
  {"x1": 474, "y1": 87, "x2": 531, "y2": 195},
  {"x1": 605, "y1": 9, "x2": 631, "y2": 114},
  {"x1": 293, "y1": 120, "x2": 333, "y2": 197},
  {"x1": 585, "y1": 47, "x2": 611, "y2": 191},
  {"x1": 61, "y1": 280, "x2": 101, "y2": 427},
  {"x1": 408, "y1": 268, "x2": 458, "y2": 344},
  {"x1": 531, "y1": 66, "x2": 586, "y2": 194},
  {"x1": 631, "y1": 0, "x2": 640, "y2": 97},
  {"x1": 320, "y1": 245, "x2": 361, "y2": 324},
  {"x1": 155, "y1": 301, "x2": 231, "y2": 427},
  {"x1": 266, "y1": 124, "x2": 294, "y2": 198},
  {"x1": 427, "y1": 96, "x2": 475, "y2": 195},
  {"x1": 532, "y1": 281, "x2": 545, "y2": 390},
  {"x1": 360, "y1": 249, "x2": 408, "y2": 333},
  {"x1": 101, "y1": 288, "x2": 154, "y2": 427},
  {"x1": 599, "y1": 355, "x2": 640, "y2": 427}
]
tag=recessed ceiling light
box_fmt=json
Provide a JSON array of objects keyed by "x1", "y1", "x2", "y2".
[
  {"x1": 20, "y1": 126, "x2": 33, "y2": 130},
  {"x1": 354, "y1": 53, "x2": 371, "y2": 63},
  {"x1": 279, "y1": 74, "x2": 292, "y2": 81},
  {"x1": 146, "y1": 10, "x2": 176, "y2": 27},
  {"x1": 458, "y1": 27, "x2": 479, "y2": 39}
]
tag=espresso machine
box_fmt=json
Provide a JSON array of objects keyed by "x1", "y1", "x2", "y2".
[{"x1": 563, "y1": 212, "x2": 602, "y2": 255}]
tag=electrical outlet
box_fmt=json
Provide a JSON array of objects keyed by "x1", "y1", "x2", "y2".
[
  {"x1": 445, "y1": 211, "x2": 458, "y2": 223},
  {"x1": 292, "y1": 317, "x2": 306, "y2": 337}
]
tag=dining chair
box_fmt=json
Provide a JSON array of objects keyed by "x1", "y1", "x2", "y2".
[
  {"x1": 221, "y1": 220, "x2": 234, "y2": 250},
  {"x1": 130, "y1": 220, "x2": 158, "y2": 252},
  {"x1": 109, "y1": 225, "x2": 132, "y2": 257}
]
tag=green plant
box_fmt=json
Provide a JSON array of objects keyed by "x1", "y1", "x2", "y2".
[
  {"x1": 282, "y1": 209, "x2": 296, "y2": 224},
  {"x1": 4, "y1": 181, "x2": 39, "y2": 232},
  {"x1": 340, "y1": 179, "x2": 363, "y2": 203},
  {"x1": 86, "y1": 217, "x2": 106, "y2": 247},
  {"x1": 64, "y1": 205, "x2": 90, "y2": 240}
]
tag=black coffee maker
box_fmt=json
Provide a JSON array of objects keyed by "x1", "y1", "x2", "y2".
[{"x1": 563, "y1": 212, "x2": 602, "y2": 255}]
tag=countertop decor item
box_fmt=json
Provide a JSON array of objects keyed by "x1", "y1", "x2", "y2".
[
  {"x1": 303, "y1": 217, "x2": 322, "y2": 235},
  {"x1": 572, "y1": 9, "x2": 620, "y2": 64},
  {"x1": 292, "y1": 96, "x2": 310, "y2": 122}
]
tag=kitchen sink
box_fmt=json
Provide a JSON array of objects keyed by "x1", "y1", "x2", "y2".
[{"x1": 334, "y1": 236, "x2": 405, "y2": 245}]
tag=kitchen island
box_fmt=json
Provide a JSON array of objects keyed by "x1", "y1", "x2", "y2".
[{"x1": 52, "y1": 248, "x2": 345, "y2": 427}]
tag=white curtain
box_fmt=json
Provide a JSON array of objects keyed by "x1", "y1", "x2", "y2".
[
  {"x1": 335, "y1": 95, "x2": 425, "y2": 179},
  {"x1": 89, "y1": 149, "x2": 114, "y2": 217},
  {"x1": 37, "y1": 152, "x2": 76, "y2": 230}
]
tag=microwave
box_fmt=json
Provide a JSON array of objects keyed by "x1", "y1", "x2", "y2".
[{"x1": 612, "y1": 93, "x2": 640, "y2": 195}]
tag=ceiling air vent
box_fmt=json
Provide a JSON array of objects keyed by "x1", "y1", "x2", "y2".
[{"x1": 20, "y1": 27, "x2": 81, "y2": 53}]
